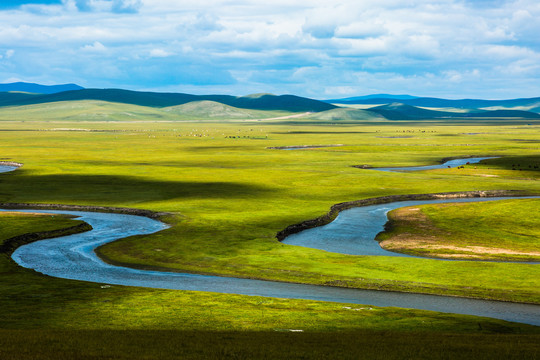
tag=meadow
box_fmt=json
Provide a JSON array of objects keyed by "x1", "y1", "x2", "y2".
[{"x1": 0, "y1": 109, "x2": 539, "y2": 358}]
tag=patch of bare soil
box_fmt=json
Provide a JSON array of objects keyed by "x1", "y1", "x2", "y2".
[{"x1": 380, "y1": 236, "x2": 540, "y2": 258}]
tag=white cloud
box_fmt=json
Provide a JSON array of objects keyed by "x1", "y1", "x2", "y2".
[
  {"x1": 1, "y1": 0, "x2": 540, "y2": 98},
  {"x1": 335, "y1": 22, "x2": 387, "y2": 39},
  {"x1": 81, "y1": 41, "x2": 107, "y2": 52},
  {"x1": 2, "y1": 76, "x2": 23, "y2": 83},
  {"x1": 149, "y1": 48, "x2": 172, "y2": 57}
]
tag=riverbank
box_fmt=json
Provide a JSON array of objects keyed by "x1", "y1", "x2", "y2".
[{"x1": 0, "y1": 161, "x2": 23, "y2": 168}]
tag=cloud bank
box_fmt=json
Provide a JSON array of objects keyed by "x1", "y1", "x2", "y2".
[{"x1": 0, "y1": 0, "x2": 539, "y2": 98}]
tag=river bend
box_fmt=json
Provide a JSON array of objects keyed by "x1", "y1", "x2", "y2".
[{"x1": 282, "y1": 196, "x2": 538, "y2": 257}]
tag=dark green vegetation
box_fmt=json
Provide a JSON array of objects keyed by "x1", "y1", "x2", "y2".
[
  {"x1": 1, "y1": 330, "x2": 539, "y2": 360},
  {"x1": 377, "y1": 199, "x2": 540, "y2": 261},
  {"x1": 0, "y1": 95, "x2": 539, "y2": 358}
]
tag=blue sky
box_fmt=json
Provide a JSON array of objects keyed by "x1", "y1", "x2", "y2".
[
  {"x1": 0, "y1": 0, "x2": 539, "y2": 99},
  {"x1": 0, "y1": 1, "x2": 61, "y2": 9}
]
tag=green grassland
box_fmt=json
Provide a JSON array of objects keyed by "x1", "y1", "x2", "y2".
[{"x1": 1, "y1": 102, "x2": 539, "y2": 358}]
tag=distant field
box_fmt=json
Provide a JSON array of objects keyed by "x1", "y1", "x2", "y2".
[{"x1": 0, "y1": 108, "x2": 539, "y2": 358}]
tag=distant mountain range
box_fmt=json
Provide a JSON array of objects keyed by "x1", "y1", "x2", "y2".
[
  {"x1": 0, "y1": 82, "x2": 539, "y2": 120},
  {"x1": 367, "y1": 102, "x2": 540, "y2": 120},
  {"x1": 327, "y1": 95, "x2": 540, "y2": 112},
  {"x1": 326, "y1": 94, "x2": 419, "y2": 102},
  {"x1": 0, "y1": 82, "x2": 84, "y2": 94}
]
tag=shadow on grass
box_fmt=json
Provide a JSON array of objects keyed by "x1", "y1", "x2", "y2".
[
  {"x1": 1, "y1": 171, "x2": 277, "y2": 204},
  {"x1": 1, "y1": 329, "x2": 539, "y2": 360},
  {"x1": 482, "y1": 155, "x2": 540, "y2": 170}
]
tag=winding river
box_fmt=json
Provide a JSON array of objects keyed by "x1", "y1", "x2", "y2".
[
  {"x1": 369, "y1": 156, "x2": 497, "y2": 172},
  {"x1": 1, "y1": 164, "x2": 539, "y2": 326}
]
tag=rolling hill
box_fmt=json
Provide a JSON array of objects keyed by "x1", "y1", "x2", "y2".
[
  {"x1": 0, "y1": 100, "x2": 304, "y2": 122},
  {"x1": 163, "y1": 101, "x2": 291, "y2": 119},
  {"x1": 302, "y1": 108, "x2": 385, "y2": 121},
  {"x1": 0, "y1": 88, "x2": 336, "y2": 113},
  {"x1": 0, "y1": 100, "x2": 175, "y2": 122}
]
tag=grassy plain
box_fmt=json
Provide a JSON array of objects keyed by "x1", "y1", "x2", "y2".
[{"x1": 0, "y1": 106, "x2": 539, "y2": 358}]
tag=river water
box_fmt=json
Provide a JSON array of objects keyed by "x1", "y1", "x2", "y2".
[
  {"x1": 369, "y1": 157, "x2": 497, "y2": 172},
  {"x1": 0, "y1": 165, "x2": 18, "y2": 173}
]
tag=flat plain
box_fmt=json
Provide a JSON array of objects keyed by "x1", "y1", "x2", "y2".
[{"x1": 0, "y1": 105, "x2": 539, "y2": 359}]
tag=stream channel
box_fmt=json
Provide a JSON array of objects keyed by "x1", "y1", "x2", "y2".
[
  {"x1": 2, "y1": 163, "x2": 539, "y2": 326},
  {"x1": 367, "y1": 156, "x2": 497, "y2": 171}
]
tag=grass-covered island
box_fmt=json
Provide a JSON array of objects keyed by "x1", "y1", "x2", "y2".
[{"x1": 378, "y1": 199, "x2": 540, "y2": 262}]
